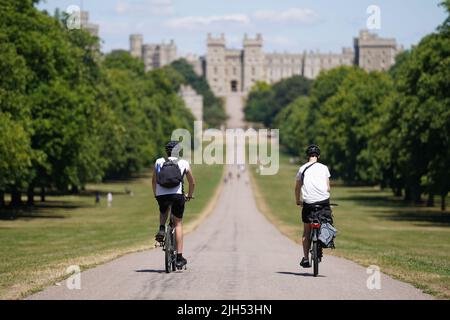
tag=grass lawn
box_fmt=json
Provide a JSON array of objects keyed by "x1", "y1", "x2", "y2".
[
  {"x1": 0, "y1": 163, "x2": 223, "y2": 299},
  {"x1": 250, "y1": 153, "x2": 450, "y2": 299}
]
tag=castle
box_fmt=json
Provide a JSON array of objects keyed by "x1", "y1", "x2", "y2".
[
  {"x1": 129, "y1": 30, "x2": 400, "y2": 97},
  {"x1": 204, "y1": 30, "x2": 400, "y2": 96},
  {"x1": 129, "y1": 34, "x2": 177, "y2": 72}
]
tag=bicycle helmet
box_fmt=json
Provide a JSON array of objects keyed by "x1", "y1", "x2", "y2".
[
  {"x1": 306, "y1": 144, "x2": 320, "y2": 157},
  {"x1": 165, "y1": 140, "x2": 180, "y2": 156}
]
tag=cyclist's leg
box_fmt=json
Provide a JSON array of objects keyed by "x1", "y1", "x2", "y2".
[
  {"x1": 302, "y1": 223, "x2": 311, "y2": 258},
  {"x1": 301, "y1": 205, "x2": 312, "y2": 258},
  {"x1": 171, "y1": 194, "x2": 186, "y2": 256},
  {"x1": 173, "y1": 216, "x2": 183, "y2": 253},
  {"x1": 155, "y1": 195, "x2": 170, "y2": 240}
]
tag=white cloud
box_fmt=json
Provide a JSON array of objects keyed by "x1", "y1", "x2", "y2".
[
  {"x1": 166, "y1": 14, "x2": 250, "y2": 29},
  {"x1": 115, "y1": 0, "x2": 174, "y2": 16},
  {"x1": 253, "y1": 8, "x2": 319, "y2": 24}
]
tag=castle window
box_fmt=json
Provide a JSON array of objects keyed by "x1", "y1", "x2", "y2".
[
  {"x1": 251, "y1": 67, "x2": 255, "y2": 76},
  {"x1": 233, "y1": 67, "x2": 237, "y2": 75},
  {"x1": 214, "y1": 67, "x2": 218, "y2": 74}
]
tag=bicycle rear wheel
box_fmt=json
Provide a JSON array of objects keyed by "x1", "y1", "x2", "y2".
[
  {"x1": 164, "y1": 227, "x2": 172, "y2": 273},
  {"x1": 312, "y1": 240, "x2": 319, "y2": 277},
  {"x1": 171, "y1": 230, "x2": 177, "y2": 271}
]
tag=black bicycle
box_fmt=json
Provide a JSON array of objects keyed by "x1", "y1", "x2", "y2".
[
  {"x1": 307, "y1": 203, "x2": 337, "y2": 277},
  {"x1": 156, "y1": 195, "x2": 193, "y2": 273},
  {"x1": 163, "y1": 213, "x2": 178, "y2": 273}
]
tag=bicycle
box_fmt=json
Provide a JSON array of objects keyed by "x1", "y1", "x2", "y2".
[
  {"x1": 162, "y1": 212, "x2": 179, "y2": 273},
  {"x1": 156, "y1": 195, "x2": 193, "y2": 273},
  {"x1": 306, "y1": 203, "x2": 337, "y2": 277}
]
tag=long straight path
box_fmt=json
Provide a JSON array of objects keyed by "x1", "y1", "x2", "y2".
[{"x1": 29, "y1": 94, "x2": 431, "y2": 300}]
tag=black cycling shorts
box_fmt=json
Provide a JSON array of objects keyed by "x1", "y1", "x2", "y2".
[
  {"x1": 156, "y1": 194, "x2": 185, "y2": 219},
  {"x1": 301, "y1": 198, "x2": 331, "y2": 224}
]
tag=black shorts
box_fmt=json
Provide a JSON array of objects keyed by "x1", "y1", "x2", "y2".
[
  {"x1": 301, "y1": 198, "x2": 332, "y2": 224},
  {"x1": 156, "y1": 194, "x2": 185, "y2": 219}
]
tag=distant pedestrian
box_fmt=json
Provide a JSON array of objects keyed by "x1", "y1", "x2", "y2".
[
  {"x1": 228, "y1": 171, "x2": 233, "y2": 180},
  {"x1": 95, "y1": 191, "x2": 100, "y2": 204},
  {"x1": 107, "y1": 192, "x2": 113, "y2": 207}
]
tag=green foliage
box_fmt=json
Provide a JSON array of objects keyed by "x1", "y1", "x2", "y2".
[
  {"x1": 274, "y1": 2, "x2": 449, "y2": 208},
  {"x1": 244, "y1": 76, "x2": 311, "y2": 127},
  {"x1": 171, "y1": 58, "x2": 227, "y2": 127},
  {"x1": 317, "y1": 70, "x2": 394, "y2": 183},
  {"x1": 0, "y1": 2, "x2": 196, "y2": 202}
]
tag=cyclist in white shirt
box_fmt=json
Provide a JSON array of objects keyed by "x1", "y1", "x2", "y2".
[
  {"x1": 152, "y1": 141, "x2": 195, "y2": 269},
  {"x1": 295, "y1": 145, "x2": 331, "y2": 268}
]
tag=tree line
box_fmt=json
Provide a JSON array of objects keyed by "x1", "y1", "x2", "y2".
[
  {"x1": 245, "y1": 1, "x2": 449, "y2": 210},
  {"x1": 0, "y1": 0, "x2": 224, "y2": 207}
]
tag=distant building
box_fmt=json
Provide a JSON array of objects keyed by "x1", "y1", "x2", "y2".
[
  {"x1": 184, "y1": 53, "x2": 204, "y2": 76},
  {"x1": 354, "y1": 30, "x2": 399, "y2": 72},
  {"x1": 198, "y1": 30, "x2": 401, "y2": 96},
  {"x1": 129, "y1": 34, "x2": 177, "y2": 72},
  {"x1": 179, "y1": 85, "x2": 203, "y2": 121},
  {"x1": 80, "y1": 11, "x2": 99, "y2": 37}
]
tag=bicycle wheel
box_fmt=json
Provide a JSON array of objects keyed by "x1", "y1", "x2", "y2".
[
  {"x1": 312, "y1": 240, "x2": 319, "y2": 277},
  {"x1": 171, "y1": 229, "x2": 177, "y2": 271},
  {"x1": 164, "y1": 227, "x2": 172, "y2": 273}
]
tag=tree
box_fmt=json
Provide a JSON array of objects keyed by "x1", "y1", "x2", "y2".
[
  {"x1": 275, "y1": 97, "x2": 314, "y2": 156},
  {"x1": 316, "y1": 69, "x2": 393, "y2": 184},
  {"x1": 244, "y1": 76, "x2": 311, "y2": 127},
  {"x1": 171, "y1": 59, "x2": 227, "y2": 127}
]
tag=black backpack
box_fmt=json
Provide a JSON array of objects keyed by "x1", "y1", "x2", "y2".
[{"x1": 157, "y1": 158, "x2": 183, "y2": 188}]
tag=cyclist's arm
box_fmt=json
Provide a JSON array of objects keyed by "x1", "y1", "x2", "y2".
[
  {"x1": 327, "y1": 177, "x2": 330, "y2": 192},
  {"x1": 295, "y1": 179, "x2": 302, "y2": 205},
  {"x1": 186, "y1": 169, "x2": 196, "y2": 200},
  {"x1": 152, "y1": 169, "x2": 157, "y2": 197}
]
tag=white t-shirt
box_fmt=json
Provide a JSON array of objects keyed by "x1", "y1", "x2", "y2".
[
  {"x1": 155, "y1": 157, "x2": 190, "y2": 196},
  {"x1": 296, "y1": 162, "x2": 330, "y2": 204}
]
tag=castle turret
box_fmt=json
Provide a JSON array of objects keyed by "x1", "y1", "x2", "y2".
[
  {"x1": 206, "y1": 34, "x2": 227, "y2": 96},
  {"x1": 243, "y1": 33, "x2": 264, "y2": 92},
  {"x1": 130, "y1": 34, "x2": 143, "y2": 59}
]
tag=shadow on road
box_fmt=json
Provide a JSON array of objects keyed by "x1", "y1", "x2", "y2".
[
  {"x1": 135, "y1": 269, "x2": 166, "y2": 274},
  {"x1": 276, "y1": 271, "x2": 326, "y2": 278}
]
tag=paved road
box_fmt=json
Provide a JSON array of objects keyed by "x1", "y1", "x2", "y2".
[
  {"x1": 29, "y1": 164, "x2": 431, "y2": 299},
  {"x1": 225, "y1": 93, "x2": 246, "y2": 129},
  {"x1": 29, "y1": 94, "x2": 432, "y2": 300}
]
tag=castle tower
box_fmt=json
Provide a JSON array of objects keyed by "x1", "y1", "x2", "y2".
[
  {"x1": 354, "y1": 30, "x2": 398, "y2": 72},
  {"x1": 243, "y1": 33, "x2": 264, "y2": 93},
  {"x1": 130, "y1": 34, "x2": 143, "y2": 59},
  {"x1": 159, "y1": 39, "x2": 177, "y2": 66},
  {"x1": 206, "y1": 33, "x2": 226, "y2": 96}
]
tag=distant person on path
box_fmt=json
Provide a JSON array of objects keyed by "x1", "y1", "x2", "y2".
[
  {"x1": 295, "y1": 145, "x2": 331, "y2": 268},
  {"x1": 95, "y1": 191, "x2": 100, "y2": 204},
  {"x1": 152, "y1": 140, "x2": 196, "y2": 269}
]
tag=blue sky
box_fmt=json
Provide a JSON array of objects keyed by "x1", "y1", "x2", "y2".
[{"x1": 37, "y1": 0, "x2": 447, "y2": 55}]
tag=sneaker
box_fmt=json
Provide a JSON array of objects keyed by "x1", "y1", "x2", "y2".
[
  {"x1": 155, "y1": 228, "x2": 165, "y2": 242},
  {"x1": 300, "y1": 257, "x2": 311, "y2": 268},
  {"x1": 176, "y1": 256, "x2": 187, "y2": 269}
]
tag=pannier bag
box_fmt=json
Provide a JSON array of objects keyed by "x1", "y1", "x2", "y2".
[{"x1": 319, "y1": 223, "x2": 337, "y2": 248}]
